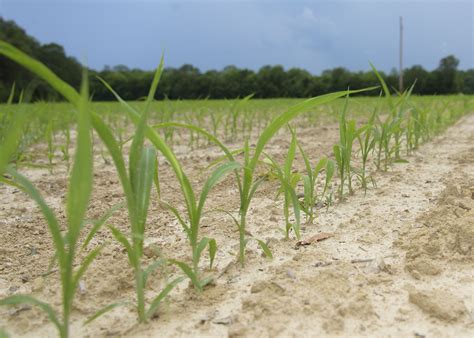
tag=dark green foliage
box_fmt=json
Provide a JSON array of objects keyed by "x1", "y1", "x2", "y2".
[
  {"x1": 1, "y1": 18, "x2": 472, "y2": 102},
  {"x1": 0, "y1": 18, "x2": 82, "y2": 102}
]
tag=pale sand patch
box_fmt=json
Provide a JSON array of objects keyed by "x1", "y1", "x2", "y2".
[{"x1": 0, "y1": 115, "x2": 473, "y2": 337}]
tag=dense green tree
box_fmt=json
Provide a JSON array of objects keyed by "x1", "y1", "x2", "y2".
[
  {"x1": 437, "y1": 55, "x2": 461, "y2": 94},
  {"x1": 0, "y1": 17, "x2": 41, "y2": 101},
  {"x1": 386, "y1": 68, "x2": 399, "y2": 92},
  {"x1": 403, "y1": 65, "x2": 429, "y2": 94},
  {"x1": 1, "y1": 17, "x2": 473, "y2": 102},
  {"x1": 321, "y1": 67, "x2": 351, "y2": 92},
  {"x1": 285, "y1": 68, "x2": 313, "y2": 97},
  {"x1": 36, "y1": 43, "x2": 82, "y2": 99},
  {"x1": 0, "y1": 17, "x2": 82, "y2": 101},
  {"x1": 256, "y1": 65, "x2": 287, "y2": 98},
  {"x1": 460, "y1": 69, "x2": 474, "y2": 94}
]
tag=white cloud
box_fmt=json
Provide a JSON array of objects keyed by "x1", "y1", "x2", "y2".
[{"x1": 302, "y1": 6, "x2": 316, "y2": 21}]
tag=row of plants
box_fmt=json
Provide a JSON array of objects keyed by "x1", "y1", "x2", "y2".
[
  {"x1": 1, "y1": 91, "x2": 468, "y2": 173},
  {"x1": 0, "y1": 40, "x2": 471, "y2": 337}
]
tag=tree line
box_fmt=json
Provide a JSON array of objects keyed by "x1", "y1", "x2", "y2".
[{"x1": 1, "y1": 17, "x2": 473, "y2": 102}]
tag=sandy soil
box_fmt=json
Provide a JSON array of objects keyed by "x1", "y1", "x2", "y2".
[{"x1": 0, "y1": 115, "x2": 473, "y2": 337}]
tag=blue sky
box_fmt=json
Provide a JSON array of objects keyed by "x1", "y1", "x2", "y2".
[{"x1": 0, "y1": 0, "x2": 472, "y2": 73}]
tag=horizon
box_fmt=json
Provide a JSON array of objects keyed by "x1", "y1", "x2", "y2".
[{"x1": 0, "y1": 0, "x2": 472, "y2": 73}]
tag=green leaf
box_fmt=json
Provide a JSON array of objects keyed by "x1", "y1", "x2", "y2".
[
  {"x1": 333, "y1": 144, "x2": 342, "y2": 166},
  {"x1": 98, "y1": 77, "x2": 198, "y2": 238},
  {"x1": 152, "y1": 122, "x2": 238, "y2": 174},
  {"x1": 313, "y1": 158, "x2": 328, "y2": 180},
  {"x1": 247, "y1": 177, "x2": 266, "y2": 204},
  {"x1": 144, "y1": 55, "x2": 165, "y2": 114},
  {"x1": 197, "y1": 161, "x2": 240, "y2": 217},
  {"x1": 0, "y1": 41, "x2": 81, "y2": 105},
  {"x1": 146, "y1": 276, "x2": 184, "y2": 320},
  {"x1": 208, "y1": 238, "x2": 217, "y2": 269},
  {"x1": 302, "y1": 175, "x2": 312, "y2": 208},
  {"x1": 296, "y1": 138, "x2": 313, "y2": 185},
  {"x1": 193, "y1": 237, "x2": 217, "y2": 269},
  {"x1": 129, "y1": 109, "x2": 148, "y2": 192},
  {"x1": 108, "y1": 225, "x2": 134, "y2": 264},
  {"x1": 284, "y1": 127, "x2": 297, "y2": 177},
  {"x1": 160, "y1": 201, "x2": 190, "y2": 237},
  {"x1": 212, "y1": 209, "x2": 240, "y2": 228},
  {"x1": 369, "y1": 62, "x2": 393, "y2": 109},
  {"x1": 339, "y1": 94, "x2": 349, "y2": 146},
  {"x1": 142, "y1": 259, "x2": 167, "y2": 287},
  {"x1": 285, "y1": 181, "x2": 301, "y2": 239},
  {"x1": 169, "y1": 259, "x2": 202, "y2": 291},
  {"x1": 0, "y1": 112, "x2": 27, "y2": 174},
  {"x1": 0, "y1": 328, "x2": 10, "y2": 338},
  {"x1": 129, "y1": 61, "x2": 161, "y2": 192},
  {"x1": 6, "y1": 82, "x2": 15, "y2": 104},
  {"x1": 249, "y1": 88, "x2": 377, "y2": 176},
  {"x1": 153, "y1": 160, "x2": 161, "y2": 200},
  {"x1": 194, "y1": 237, "x2": 211, "y2": 267},
  {"x1": 82, "y1": 202, "x2": 124, "y2": 250},
  {"x1": 0, "y1": 175, "x2": 23, "y2": 190},
  {"x1": 134, "y1": 146, "x2": 157, "y2": 234},
  {"x1": 325, "y1": 160, "x2": 335, "y2": 187},
  {"x1": 91, "y1": 113, "x2": 137, "y2": 227},
  {"x1": 262, "y1": 151, "x2": 300, "y2": 238},
  {"x1": 84, "y1": 301, "x2": 129, "y2": 325},
  {"x1": 0, "y1": 295, "x2": 62, "y2": 333},
  {"x1": 72, "y1": 244, "x2": 104, "y2": 294},
  {"x1": 256, "y1": 240, "x2": 273, "y2": 259},
  {"x1": 198, "y1": 276, "x2": 214, "y2": 289},
  {"x1": 6, "y1": 167, "x2": 65, "y2": 262}
]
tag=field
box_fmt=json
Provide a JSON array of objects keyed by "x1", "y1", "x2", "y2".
[{"x1": 0, "y1": 46, "x2": 473, "y2": 337}]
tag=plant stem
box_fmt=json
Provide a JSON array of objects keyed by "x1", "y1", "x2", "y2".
[
  {"x1": 135, "y1": 267, "x2": 146, "y2": 322},
  {"x1": 239, "y1": 210, "x2": 246, "y2": 266}
]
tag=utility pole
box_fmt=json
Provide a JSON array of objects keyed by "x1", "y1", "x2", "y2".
[{"x1": 399, "y1": 16, "x2": 404, "y2": 93}]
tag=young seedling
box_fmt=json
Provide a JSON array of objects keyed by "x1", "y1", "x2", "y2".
[
  {"x1": 151, "y1": 89, "x2": 373, "y2": 265},
  {"x1": 210, "y1": 110, "x2": 224, "y2": 140},
  {"x1": 164, "y1": 90, "x2": 376, "y2": 265},
  {"x1": 96, "y1": 64, "x2": 186, "y2": 320},
  {"x1": 98, "y1": 66, "x2": 240, "y2": 292},
  {"x1": 333, "y1": 95, "x2": 368, "y2": 198},
  {"x1": 0, "y1": 71, "x2": 110, "y2": 338},
  {"x1": 59, "y1": 125, "x2": 71, "y2": 172},
  {"x1": 356, "y1": 109, "x2": 377, "y2": 194},
  {"x1": 263, "y1": 128, "x2": 301, "y2": 239},
  {"x1": 0, "y1": 41, "x2": 183, "y2": 324},
  {"x1": 370, "y1": 63, "x2": 412, "y2": 170},
  {"x1": 297, "y1": 141, "x2": 335, "y2": 223},
  {"x1": 0, "y1": 85, "x2": 28, "y2": 175}
]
